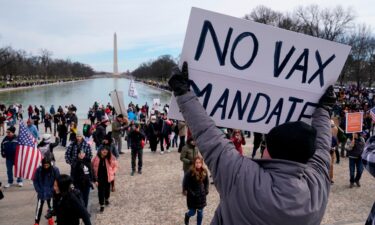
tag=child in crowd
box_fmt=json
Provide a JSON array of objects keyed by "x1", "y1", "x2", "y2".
[
  {"x1": 183, "y1": 156, "x2": 209, "y2": 225},
  {"x1": 92, "y1": 146, "x2": 118, "y2": 212}
]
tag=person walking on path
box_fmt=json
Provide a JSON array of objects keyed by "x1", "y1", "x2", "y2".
[
  {"x1": 128, "y1": 123, "x2": 145, "y2": 176},
  {"x1": 183, "y1": 156, "x2": 209, "y2": 225},
  {"x1": 158, "y1": 113, "x2": 172, "y2": 154},
  {"x1": 57, "y1": 121, "x2": 68, "y2": 147},
  {"x1": 180, "y1": 138, "x2": 200, "y2": 174},
  {"x1": 100, "y1": 134, "x2": 119, "y2": 192},
  {"x1": 348, "y1": 132, "x2": 365, "y2": 188},
  {"x1": 71, "y1": 150, "x2": 93, "y2": 208},
  {"x1": 33, "y1": 157, "x2": 60, "y2": 225},
  {"x1": 251, "y1": 132, "x2": 266, "y2": 158},
  {"x1": 178, "y1": 120, "x2": 187, "y2": 153},
  {"x1": 53, "y1": 174, "x2": 92, "y2": 225},
  {"x1": 111, "y1": 114, "x2": 126, "y2": 154},
  {"x1": 28, "y1": 105, "x2": 33, "y2": 119},
  {"x1": 40, "y1": 105, "x2": 45, "y2": 123},
  {"x1": 146, "y1": 115, "x2": 159, "y2": 153},
  {"x1": 93, "y1": 120, "x2": 107, "y2": 150},
  {"x1": 27, "y1": 118, "x2": 39, "y2": 140},
  {"x1": 1, "y1": 126, "x2": 22, "y2": 188},
  {"x1": 65, "y1": 133, "x2": 92, "y2": 174},
  {"x1": 92, "y1": 146, "x2": 118, "y2": 212},
  {"x1": 361, "y1": 136, "x2": 375, "y2": 224},
  {"x1": 44, "y1": 112, "x2": 53, "y2": 133},
  {"x1": 169, "y1": 62, "x2": 335, "y2": 225}
]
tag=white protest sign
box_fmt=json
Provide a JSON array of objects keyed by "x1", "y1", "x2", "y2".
[
  {"x1": 110, "y1": 90, "x2": 127, "y2": 116},
  {"x1": 152, "y1": 98, "x2": 160, "y2": 110},
  {"x1": 168, "y1": 8, "x2": 351, "y2": 133}
]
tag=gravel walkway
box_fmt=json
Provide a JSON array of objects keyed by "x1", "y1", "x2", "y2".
[{"x1": 94, "y1": 141, "x2": 375, "y2": 225}]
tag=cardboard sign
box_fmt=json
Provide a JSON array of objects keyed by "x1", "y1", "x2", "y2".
[
  {"x1": 110, "y1": 90, "x2": 127, "y2": 116},
  {"x1": 345, "y1": 112, "x2": 363, "y2": 133},
  {"x1": 168, "y1": 8, "x2": 351, "y2": 133}
]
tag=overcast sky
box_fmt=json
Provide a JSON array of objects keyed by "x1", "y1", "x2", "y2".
[{"x1": 0, "y1": 0, "x2": 374, "y2": 72}]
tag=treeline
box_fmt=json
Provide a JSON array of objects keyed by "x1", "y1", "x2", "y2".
[
  {"x1": 0, "y1": 46, "x2": 95, "y2": 82},
  {"x1": 131, "y1": 55, "x2": 177, "y2": 82},
  {"x1": 132, "y1": 5, "x2": 375, "y2": 88}
]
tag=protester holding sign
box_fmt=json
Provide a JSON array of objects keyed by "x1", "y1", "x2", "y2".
[{"x1": 169, "y1": 62, "x2": 335, "y2": 225}]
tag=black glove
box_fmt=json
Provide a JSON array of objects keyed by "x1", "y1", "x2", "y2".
[
  {"x1": 168, "y1": 62, "x2": 190, "y2": 96},
  {"x1": 318, "y1": 85, "x2": 336, "y2": 113}
]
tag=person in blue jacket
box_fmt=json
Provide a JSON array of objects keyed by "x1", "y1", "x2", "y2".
[
  {"x1": 1, "y1": 126, "x2": 22, "y2": 188},
  {"x1": 33, "y1": 156, "x2": 60, "y2": 225}
]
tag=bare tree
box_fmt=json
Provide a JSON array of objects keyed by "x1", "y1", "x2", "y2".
[{"x1": 294, "y1": 5, "x2": 355, "y2": 41}]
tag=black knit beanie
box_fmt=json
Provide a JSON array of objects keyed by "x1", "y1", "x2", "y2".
[{"x1": 266, "y1": 121, "x2": 317, "y2": 164}]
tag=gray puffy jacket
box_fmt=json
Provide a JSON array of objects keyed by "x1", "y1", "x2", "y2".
[{"x1": 176, "y1": 91, "x2": 331, "y2": 225}]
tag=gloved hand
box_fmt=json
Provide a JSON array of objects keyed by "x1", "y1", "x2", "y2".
[
  {"x1": 168, "y1": 62, "x2": 190, "y2": 96},
  {"x1": 318, "y1": 85, "x2": 336, "y2": 113}
]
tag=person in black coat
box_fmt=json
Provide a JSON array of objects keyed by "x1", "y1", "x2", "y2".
[
  {"x1": 53, "y1": 174, "x2": 91, "y2": 225},
  {"x1": 71, "y1": 151, "x2": 93, "y2": 208},
  {"x1": 93, "y1": 121, "x2": 107, "y2": 150},
  {"x1": 128, "y1": 124, "x2": 145, "y2": 175},
  {"x1": 183, "y1": 156, "x2": 209, "y2": 225},
  {"x1": 145, "y1": 116, "x2": 159, "y2": 153}
]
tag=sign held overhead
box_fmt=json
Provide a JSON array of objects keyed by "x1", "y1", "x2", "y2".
[{"x1": 169, "y1": 8, "x2": 351, "y2": 133}]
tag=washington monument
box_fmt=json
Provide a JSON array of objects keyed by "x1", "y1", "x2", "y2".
[{"x1": 113, "y1": 32, "x2": 119, "y2": 75}]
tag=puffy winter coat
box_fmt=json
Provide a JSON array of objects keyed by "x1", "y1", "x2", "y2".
[
  {"x1": 33, "y1": 166, "x2": 60, "y2": 200},
  {"x1": 180, "y1": 144, "x2": 200, "y2": 173},
  {"x1": 183, "y1": 170, "x2": 209, "y2": 209},
  {"x1": 176, "y1": 91, "x2": 331, "y2": 225},
  {"x1": 92, "y1": 156, "x2": 118, "y2": 183},
  {"x1": 1, "y1": 135, "x2": 18, "y2": 161}
]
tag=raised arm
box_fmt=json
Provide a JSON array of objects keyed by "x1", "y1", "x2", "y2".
[{"x1": 171, "y1": 63, "x2": 259, "y2": 196}]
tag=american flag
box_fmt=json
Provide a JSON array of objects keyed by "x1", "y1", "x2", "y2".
[
  {"x1": 14, "y1": 121, "x2": 42, "y2": 180},
  {"x1": 370, "y1": 107, "x2": 375, "y2": 122}
]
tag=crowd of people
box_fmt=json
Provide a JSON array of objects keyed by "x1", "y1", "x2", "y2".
[
  {"x1": 0, "y1": 78, "x2": 84, "y2": 89},
  {"x1": 2, "y1": 82, "x2": 375, "y2": 224}
]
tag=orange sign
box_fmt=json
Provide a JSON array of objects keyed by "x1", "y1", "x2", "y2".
[{"x1": 345, "y1": 112, "x2": 363, "y2": 133}]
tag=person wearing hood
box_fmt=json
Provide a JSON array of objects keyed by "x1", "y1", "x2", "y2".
[
  {"x1": 180, "y1": 138, "x2": 201, "y2": 174},
  {"x1": 33, "y1": 157, "x2": 60, "y2": 225},
  {"x1": 53, "y1": 174, "x2": 91, "y2": 225},
  {"x1": 92, "y1": 146, "x2": 118, "y2": 212}
]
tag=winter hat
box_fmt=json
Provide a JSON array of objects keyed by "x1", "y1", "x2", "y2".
[
  {"x1": 76, "y1": 131, "x2": 83, "y2": 137},
  {"x1": 362, "y1": 136, "x2": 375, "y2": 178},
  {"x1": 7, "y1": 126, "x2": 16, "y2": 134},
  {"x1": 41, "y1": 156, "x2": 52, "y2": 166},
  {"x1": 266, "y1": 121, "x2": 317, "y2": 164}
]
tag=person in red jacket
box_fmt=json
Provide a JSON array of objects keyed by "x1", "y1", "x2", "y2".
[{"x1": 230, "y1": 130, "x2": 246, "y2": 156}]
